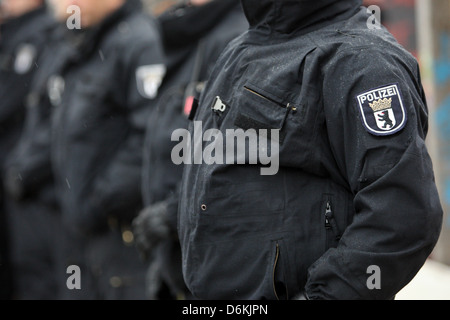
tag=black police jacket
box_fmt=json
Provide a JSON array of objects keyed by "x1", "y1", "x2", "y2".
[
  {"x1": 143, "y1": 0, "x2": 248, "y2": 221},
  {"x1": 0, "y1": 5, "x2": 54, "y2": 300},
  {"x1": 178, "y1": 0, "x2": 443, "y2": 300},
  {"x1": 51, "y1": 0, "x2": 165, "y2": 234},
  {"x1": 0, "y1": 5, "x2": 54, "y2": 168},
  {"x1": 139, "y1": 0, "x2": 248, "y2": 299},
  {"x1": 4, "y1": 25, "x2": 74, "y2": 206}
]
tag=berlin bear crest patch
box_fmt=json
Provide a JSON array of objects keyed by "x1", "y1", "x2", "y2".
[{"x1": 356, "y1": 83, "x2": 407, "y2": 136}]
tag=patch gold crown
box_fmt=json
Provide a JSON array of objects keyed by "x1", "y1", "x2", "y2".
[{"x1": 369, "y1": 97, "x2": 392, "y2": 112}]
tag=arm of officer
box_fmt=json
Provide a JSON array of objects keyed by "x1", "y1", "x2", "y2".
[
  {"x1": 4, "y1": 100, "x2": 53, "y2": 200},
  {"x1": 304, "y1": 48, "x2": 443, "y2": 299},
  {"x1": 89, "y1": 38, "x2": 166, "y2": 224},
  {"x1": 0, "y1": 63, "x2": 35, "y2": 126}
]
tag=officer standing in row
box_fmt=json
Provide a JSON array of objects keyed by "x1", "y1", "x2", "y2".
[
  {"x1": 2, "y1": 0, "x2": 78, "y2": 300},
  {"x1": 0, "y1": 2, "x2": 10, "y2": 301},
  {"x1": 50, "y1": 0, "x2": 165, "y2": 299},
  {"x1": 178, "y1": 0, "x2": 443, "y2": 299},
  {"x1": 0, "y1": 0, "x2": 55, "y2": 299},
  {"x1": 132, "y1": 0, "x2": 248, "y2": 299}
]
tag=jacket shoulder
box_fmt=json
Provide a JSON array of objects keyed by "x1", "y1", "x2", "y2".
[
  {"x1": 200, "y1": 6, "x2": 248, "y2": 68},
  {"x1": 311, "y1": 9, "x2": 418, "y2": 72},
  {"x1": 105, "y1": 12, "x2": 161, "y2": 51},
  {"x1": 206, "y1": 5, "x2": 248, "y2": 43}
]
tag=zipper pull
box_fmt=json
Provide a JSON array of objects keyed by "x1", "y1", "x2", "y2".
[
  {"x1": 287, "y1": 103, "x2": 297, "y2": 114},
  {"x1": 325, "y1": 201, "x2": 342, "y2": 241},
  {"x1": 280, "y1": 103, "x2": 297, "y2": 128},
  {"x1": 325, "y1": 201, "x2": 332, "y2": 229}
]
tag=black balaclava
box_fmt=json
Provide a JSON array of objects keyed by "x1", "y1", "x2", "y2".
[{"x1": 240, "y1": 0, "x2": 362, "y2": 34}]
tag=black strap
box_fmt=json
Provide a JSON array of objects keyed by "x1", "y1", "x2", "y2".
[{"x1": 184, "y1": 39, "x2": 207, "y2": 120}]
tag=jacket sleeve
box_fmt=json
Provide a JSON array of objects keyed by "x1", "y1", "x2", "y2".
[
  {"x1": 304, "y1": 47, "x2": 443, "y2": 299},
  {"x1": 89, "y1": 38, "x2": 166, "y2": 224},
  {"x1": 3, "y1": 98, "x2": 53, "y2": 200}
]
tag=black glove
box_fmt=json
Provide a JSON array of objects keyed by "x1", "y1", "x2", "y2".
[{"x1": 132, "y1": 201, "x2": 170, "y2": 259}]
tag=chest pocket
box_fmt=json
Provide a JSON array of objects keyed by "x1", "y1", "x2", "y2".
[
  {"x1": 233, "y1": 80, "x2": 321, "y2": 171},
  {"x1": 64, "y1": 72, "x2": 113, "y2": 137},
  {"x1": 233, "y1": 82, "x2": 299, "y2": 145},
  {"x1": 76, "y1": 72, "x2": 110, "y2": 101}
]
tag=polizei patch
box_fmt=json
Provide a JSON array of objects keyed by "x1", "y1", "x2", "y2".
[{"x1": 356, "y1": 84, "x2": 407, "y2": 136}]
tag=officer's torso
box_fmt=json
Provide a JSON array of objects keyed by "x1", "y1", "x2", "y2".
[
  {"x1": 4, "y1": 26, "x2": 73, "y2": 205},
  {"x1": 51, "y1": 10, "x2": 156, "y2": 208},
  {"x1": 0, "y1": 7, "x2": 54, "y2": 160},
  {"x1": 143, "y1": 4, "x2": 248, "y2": 206},
  {"x1": 179, "y1": 8, "x2": 413, "y2": 299}
]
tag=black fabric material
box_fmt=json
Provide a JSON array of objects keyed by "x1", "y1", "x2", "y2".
[
  {"x1": 178, "y1": 0, "x2": 443, "y2": 300},
  {"x1": 241, "y1": 0, "x2": 362, "y2": 34},
  {"x1": 138, "y1": 1, "x2": 247, "y2": 299},
  {"x1": 0, "y1": 5, "x2": 55, "y2": 300},
  {"x1": 159, "y1": 0, "x2": 240, "y2": 50},
  {"x1": 51, "y1": 0, "x2": 165, "y2": 235},
  {"x1": 50, "y1": 0, "x2": 165, "y2": 300}
]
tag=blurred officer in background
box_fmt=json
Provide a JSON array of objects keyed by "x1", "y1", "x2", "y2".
[
  {"x1": 0, "y1": 1, "x2": 10, "y2": 301},
  {"x1": 2, "y1": 0, "x2": 78, "y2": 300},
  {"x1": 132, "y1": 0, "x2": 248, "y2": 299},
  {"x1": 0, "y1": 0, "x2": 55, "y2": 299},
  {"x1": 178, "y1": 0, "x2": 443, "y2": 299},
  {"x1": 50, "y1": 0, "x2": 165, "y2": 299}
]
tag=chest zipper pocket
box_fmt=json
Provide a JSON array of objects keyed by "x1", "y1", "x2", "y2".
[
  {"x1": 235, "y1": 85, "x2": 298, "y2": 145},
  {"x1": 325, "y1": 200, "x2": 342, "y2": 250},
  {"x1": 243, "y1": 86, "x2": 297, "y2": 122}
]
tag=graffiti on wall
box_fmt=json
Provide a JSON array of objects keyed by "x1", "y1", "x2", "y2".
[{"x1": 434, "y1": 32, "x2": 450, "y2": 226}]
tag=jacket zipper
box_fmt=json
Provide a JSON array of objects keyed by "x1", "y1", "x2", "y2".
[
  {"x1": 272, "y1": 241, "x2": 289, "y2": 300},
  {"x1": 325, "y1": 200, "x2": 341, "y2": 248},
  {"x1": 325, "y1": 201, "x2": 332, "y2": 230},
  {"x1": 272, "y1": 242, "x2": 280, "y2": 300}
]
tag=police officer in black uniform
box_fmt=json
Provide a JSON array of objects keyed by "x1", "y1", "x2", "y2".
[
  {"x1": 0, "y1": 3, "x2": 10, "y2": 300},
  {"x1": 132, "y1": 0, "x2": 248, "y2": 299},
  {"x1": 0, "y1": 0, "x2": 55, "y2": 299},
  {"x1": 178, "y1": 0, "x2": 443, "y2": 299},
  {"x1": 50, "y1": 0, "x2": 165, "y2": 299},
  {"x1": 0, "y1": 3, "x2": 9, "y2": 300},
  {"x1": 2, "y1": 0, "x2": 79, "y2": 300}
]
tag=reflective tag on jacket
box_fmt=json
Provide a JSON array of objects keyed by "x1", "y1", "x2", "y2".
[
  {"x1": 47, "y1": 75, "x2": 65, "y2": 107},
  {"x1": 136, "y1": 64, "x2": 166, "y2": 99},
  {"x1": 14, "y1": 44, "x2": 36, "y2": 74},
  {"x1": 356, "y1": 83, "x2": 407, "y2": 136}
]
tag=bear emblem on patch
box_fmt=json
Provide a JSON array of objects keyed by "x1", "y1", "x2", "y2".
[{"x1": 356, "y1": 84, "x2": 407, "y2": 136}]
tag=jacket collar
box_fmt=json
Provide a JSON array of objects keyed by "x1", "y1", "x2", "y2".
[
  {"x1": 240, "y1": 0, "x2": 362, "y2": 34},
  {"x1": 76, "y1": 0, "x2": 142, "y2": 54},
  {"x1": 159, "y1": 0, "x2": 241, "y2": 52},
  {"x1": 0, "y1": 5, "x2": 49, "y2": 38}
]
